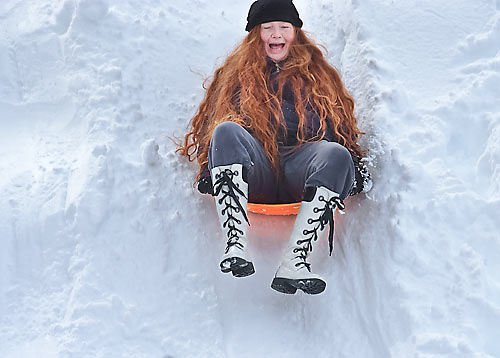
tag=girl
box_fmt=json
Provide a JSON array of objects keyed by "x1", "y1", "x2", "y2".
[{"x1": 177, "y1": 0, "x2": 370, "y2": 294}]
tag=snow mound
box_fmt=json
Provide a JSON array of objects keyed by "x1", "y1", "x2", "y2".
[{"x1": 1, "y1": 0, "x2": 499, "y2": 357}]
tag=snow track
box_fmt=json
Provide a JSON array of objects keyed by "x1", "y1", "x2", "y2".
[{"x1": 1, "y1": 1, "x2": 499, "y2": 357}]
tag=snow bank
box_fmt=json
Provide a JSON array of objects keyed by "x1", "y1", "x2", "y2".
[{"x1": 1, "y1": 0, "x2": 499, "y2": 357}]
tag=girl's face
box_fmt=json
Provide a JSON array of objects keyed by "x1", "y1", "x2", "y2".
[{"x1": 260, "y1": 21, "x2": 295, "y2": 62}]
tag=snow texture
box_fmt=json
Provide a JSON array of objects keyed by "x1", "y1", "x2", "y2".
[{"x1": 1, "y1": 0, "x2": 499, "y2": 357}]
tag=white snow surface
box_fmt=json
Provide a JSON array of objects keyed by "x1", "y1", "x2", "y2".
[{"x1": 1, "y1": 0, "x2": 499, "y2": 357}]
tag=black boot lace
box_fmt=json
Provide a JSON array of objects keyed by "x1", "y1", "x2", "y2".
[
  {"x1": 213, "y1": 168, "x2": 249, "y2": 253},
  {"x1": 294, "y1": 195, "x2": 345, "y2": 271}
]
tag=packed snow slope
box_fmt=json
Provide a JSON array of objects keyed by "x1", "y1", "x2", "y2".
[{"x1": 1, "y1": 0, "x2": 499, "y2": 357}]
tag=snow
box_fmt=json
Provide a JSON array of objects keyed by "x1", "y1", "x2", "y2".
[{"x1": 1, "y1": 0, "x2": 499, "y2": 357}]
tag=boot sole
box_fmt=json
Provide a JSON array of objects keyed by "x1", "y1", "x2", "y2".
[
  {"x1": 220, "y1": 257, "x2": 255, "y2": 277},
  {"x1": 271, "y1": 277, "x2": 326, "y2": 295}
]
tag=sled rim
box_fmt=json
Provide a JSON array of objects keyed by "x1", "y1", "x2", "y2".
[{"x1": 247, "y1": 202, "x2": 301, "y2": 216}]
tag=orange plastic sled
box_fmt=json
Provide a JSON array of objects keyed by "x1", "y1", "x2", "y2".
[{"x1": 247, "y1": 202, "x2": 301, "y2": 216}]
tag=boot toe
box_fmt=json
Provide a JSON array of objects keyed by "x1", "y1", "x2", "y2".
[
  {"x1": 294, "y1": 278, "x2": 326, "y2": 295},
  {"x1": 271, "y1": 276, "x2": 326, "y2": 295},
  {"x1": 232, "y1": 262, "x2": 255, "y2": 277},
  {"x1": 220, "y1": 257, "x2": 255, "y2": 277}
]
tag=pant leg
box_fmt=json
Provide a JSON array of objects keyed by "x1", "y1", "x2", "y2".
[
  {"x1": 279, "y1": 141, "x2": 355, "y2": 202},
  {"x1": 208, "y1": 121, "x2": 279, "y2": 203}
]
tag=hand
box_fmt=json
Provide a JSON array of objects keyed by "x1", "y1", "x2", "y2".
[
  {"x1": 197, "y1": 175, "x2": 213, "y2": 195},
  {"x1": 350, "y1": 159, "x2": 372, "y2": 196}
]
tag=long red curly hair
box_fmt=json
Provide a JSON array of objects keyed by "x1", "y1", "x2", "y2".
[{"x1": 177, "y1": 26, "x2": 364, "y2": 180}]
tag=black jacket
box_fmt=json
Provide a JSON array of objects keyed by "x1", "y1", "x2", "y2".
[
  {"x1": 267, "y1": 58, "x2": 335, "y2": 146},
  {"x1": 267, "y1": 58, "x2": 369, "y2": 196}
]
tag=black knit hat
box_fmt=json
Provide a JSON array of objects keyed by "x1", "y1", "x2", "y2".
[{"x1": 245, "y1": 0, "x2": 303, "y2": 32}]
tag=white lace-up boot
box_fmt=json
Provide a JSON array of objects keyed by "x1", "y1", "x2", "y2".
[
  {"x1": 211, "y1": 163, "x2": 254, "y2": 277},
  {"x1": 271, "y1": 186, "x2": 345, "y2": 294}
]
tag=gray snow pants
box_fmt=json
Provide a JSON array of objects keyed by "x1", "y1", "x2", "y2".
[{"x1": 208, "y1": 121, "x2": 355, "y2": 204}]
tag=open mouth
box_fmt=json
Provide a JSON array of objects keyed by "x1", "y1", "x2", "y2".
[{"x1": 269, "y1": 43, "x2": 285, "y2": 50}]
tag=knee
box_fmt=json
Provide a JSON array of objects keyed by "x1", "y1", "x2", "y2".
[
  {"x1": 311, "y1": 142, "x2": 355, "y2": 198},
  {"x1": 319, "y1": 142, "x2": 353, "y2": 169},
  {"x1": 211, "y1": 121, "x2": 245, "y2": 143}
]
